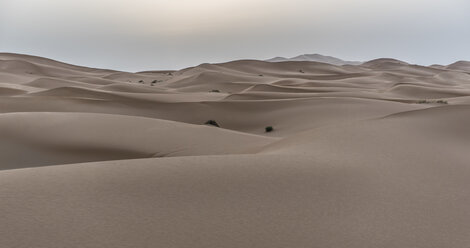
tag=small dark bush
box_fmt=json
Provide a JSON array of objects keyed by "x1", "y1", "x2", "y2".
[
  {"x1": 265, "y1": 126, "x2": 274, "y2": 133},
  {"x1": 259, "y1": 74, "x2": 264, "y2": 77},
  {"x1": 138, "y1": 80, "x2": 144, "y2": 84},
  {"x1": 417, "y1": 99, "x2": 448, "y2": 104},
  {"x1": 205, "y1": 120, "x2": 220, "y2": 127},
  {"x1": 151, "y1": 80, "x2": 157, "y2": 86},
  {"x1": 299, "y1": 69, "x2": 304, "y2": 73},
  {"x1": 210, "y1": 89, "x2": 220, "y2": 93}
]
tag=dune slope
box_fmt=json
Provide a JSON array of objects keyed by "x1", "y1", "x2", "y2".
[{"x1": 1, "y1": 154, "x2": 469, "y2": 248}]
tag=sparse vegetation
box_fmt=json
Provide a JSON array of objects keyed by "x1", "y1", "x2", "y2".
[
  {"x1": 417, "y1": 99, "x2": 448, "y2": 104},
  {"x1": 138, "y1": 80, "x2": 144, "y2": 84},
  {"x1": 259, "y1": 74, "x2": 264, "y2": 77},
  {"x1": 265, "y1": 126, "x2": 274, "y2": 133},
  {"x1": 151, "y1": 80, "x2": 157, "y2": 86},
  {"x1": 210, "y1": 89, "x2": 220, "y2": 93},
  {"x1": 299, "y1": 69, "x2": 304, "y2": 73},
  {"x1": 205, "y1": 120, "x2": 220, "y2": 127}
]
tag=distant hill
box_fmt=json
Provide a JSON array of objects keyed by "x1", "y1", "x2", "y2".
[
  {"x1": 266, "y1": 54, "x2": 362, "y2": 66},
  {"x1": 361, "y1": 58, "x2": 409, "y2": 69}
]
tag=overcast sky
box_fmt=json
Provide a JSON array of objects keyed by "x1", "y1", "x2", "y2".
[{"x1": 1, "y1": 0, "x2": 469, "y2": 71}]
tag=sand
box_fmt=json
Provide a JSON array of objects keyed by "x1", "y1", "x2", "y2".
[{"x1": 1, "y1": 52, "x2": 470, "y2": 247}]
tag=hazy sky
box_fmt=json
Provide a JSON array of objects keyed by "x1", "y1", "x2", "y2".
[{"x1": 1, "y1": 0, "x2": 470, "y2": 71}]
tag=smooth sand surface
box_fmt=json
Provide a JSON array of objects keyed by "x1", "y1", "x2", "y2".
[{"x1": 1, "y1": 53, "x2": 470, "y2": 247}]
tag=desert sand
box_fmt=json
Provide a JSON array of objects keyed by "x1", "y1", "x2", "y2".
[{"x1": 1, "y1": 52, "x2": 470, "y2": 247}]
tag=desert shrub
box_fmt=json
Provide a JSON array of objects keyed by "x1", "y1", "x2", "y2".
[
  {"x1": 436, "y1": 100, "x2": 448, "y2": 104},
  {"x1": 205, "y1": 120, "x2": 220, "y2": 127},
  {"x1": 210, "y1": 89, "x2": 220, "y2": 93},
  {"x1": 259, "y1": 74, "x2": 264, "y2": 77},
  {"x1": 138, "y1": 80, "x2": 144, "y2": 84},
  {"x1": 299, "y1": 69, "x2": 304, "y2": 73},
  {"x1": 265, "y1": 126, "x2": 274, "y2": 133},
  {"x1": 151, "y1": 80, "x2": 157, "y2": 86}
]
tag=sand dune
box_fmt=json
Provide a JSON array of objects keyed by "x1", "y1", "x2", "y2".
[
  {"x1": 446, "y1": 60, "x2": 470, "y2": 72},
  {"x1": 263, "y1": 105, "x2": 470, "y2": 159},
  {"x1": 1, "y1": 154, "x2": 469, "y2": 248},
  {"x1": 0, "y1": 112, "x2": 274, "y2": 169},
  {"x1": 0, "y1": 52, "x2": 116, "y2": 73},
  {"x1": 1, "y1": 52, "x2": 470, "y2": 247}
]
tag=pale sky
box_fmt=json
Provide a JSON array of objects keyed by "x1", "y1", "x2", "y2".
[{"x1": 1, "y1": 0, "x2": 469, "y2": 71}]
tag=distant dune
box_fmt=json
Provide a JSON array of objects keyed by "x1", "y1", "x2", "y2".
[
  {"x1": 1, "y1": 52, "x2": 470, "y2": 248},
  {"x1": 446, "y1": 60, "x2": 470, "y2": 72},
  {"x1": 266, "y1": 53, "x2": 362, "y2": 65}
]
